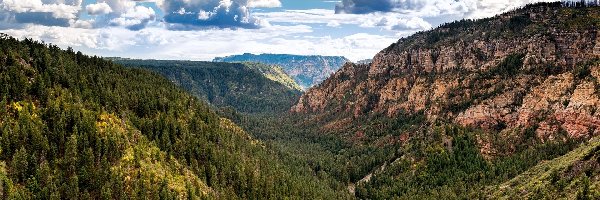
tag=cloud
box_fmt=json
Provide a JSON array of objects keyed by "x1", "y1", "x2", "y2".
[
  {"x1": 109, "y1": 5, "x2": 156, "y2": 30},
  {"x1": 0, "y1": 0, "x2": 562, "y2": 63},
  {"x1": 464, "y1": 0, "x2": 558, "y2": 19},
  {"x1": 0, "y1": 0, "x2": 157, "y2": 30},
  {"x1": 0, "y1": 23, "x2": 314, "y2": 59},
  {"x1": 87, "y1": 0, "x2": 157, "y2": 30},
  {"x1": 145, "y1": 27, "x2": 394, "y2": 61},
  {"x1": 361, "y1": 16, "x2": 432, "y2": 30},
  {"x1": 160, "y1": 0, "x2": 274, "y2": 29},
  {"x1": 0, "y1": 0, "x2": 281, "y2": 30},
  {"x1": 73, "y1": 19, "x2": 95, "y2": 29},
  {"x1": 14, "y1": 12, "x2": 71, "y2": 27},
  {"x1": 101, "y1": 0, "x2": 136, "y2": 14},
  {"x1": 134, "y1": 30, "x2": 171, "y2": 46},
  {"x1": 0, "y1": 0, "x2": 82, "y2": 27},
  {"x1": 335, "y1": 0, "x2": 394, "y2": 14},
  {"x1": 2, "y1": 23, "x2": 393, "y2": 61},
  {"x1": 255, "y1": 9, "x2": 432, "y2": 31},
  {"x1": 248, "y1": 0, "x2": 282, "y2": 8},
  {"x1": 86, "y1": 2, "x2": 113, "y2": 15},
  {"x1": 334, "y1": 0, "x2": 557, "y2": 18},
  {"x1": 1, "y1": 25, "x2": 128, "y2": 51}
]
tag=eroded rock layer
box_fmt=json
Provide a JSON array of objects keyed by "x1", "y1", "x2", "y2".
[{"x1": 292, "y1": 4, "x2": 600, "y2": 142}]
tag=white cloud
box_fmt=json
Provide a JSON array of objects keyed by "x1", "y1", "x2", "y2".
[
  {"x1": 248, "y1": 0, "x2": 282, "y2": 8},
  {"x1": 158, "y1": 0, "x2": 277, "y2": 29},
  {"x1": 334, "y1": 0, "x2": 559, "y2": 19},
  {"x1": 101, "y1": 0, "x2": 136, "y2": 14},
  {"x1": 464, "y1": 0, "x2": 559, "y2": 19},
  {"x1": 255, "y1": 9, "x2": 432, "y2": 31},
  {"x1": 359, "y1": 15, "x2": 432, "y2": 30},
  {"x1": 109, "y1": 5, "x2": 156, "y2": 30},
  {"x1": 134, "y1": 30, "x2": 171, "y2": 46},
  {"x1": 123, "y1": 5, "x2": 154, "y2": 19},
  {"x1": 0, "y1": 22, "x2": 393, "y2": 61},
  {"x1": 73, "y1": 19, "x2": 95, "y2": 29},
  {"x1": 0, "y1": 0, "x2": 82, "y2": 26},
  {"x1": 326, "y1": 20, "x2": 341, "y2": 27},
  {"x1": 0, "y1": 0, "x2": 82, "y2": 19},
  {"x1": 0, "y1": 0, "x2": 564, "y2": 63},
  {"x1": 155, "y1": 31, "x2": 395, "y2": 61},
  {"x1": 1, "y1": 25, "x2": 126, "y2": 50},
  {"x1": 86, "y1": 2, "x2": 113, "y2": 15}
]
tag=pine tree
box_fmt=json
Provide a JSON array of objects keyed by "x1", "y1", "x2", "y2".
[
  {"x1": 577, "y1": 176, "x2": 591, "y2": 200},
  {"x1": 65, "y1": 134, "x2": 78, "y2": 175},
  {"x1": 11, "y1": 147, "x2": 28, "y2": 182}
]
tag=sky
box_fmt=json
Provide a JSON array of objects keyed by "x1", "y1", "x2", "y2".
[{"x1": 0, "y1": 0, "x2": 562, "y2": 62}]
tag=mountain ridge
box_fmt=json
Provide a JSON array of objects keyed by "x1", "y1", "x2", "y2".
[
  {"x1": 293, "y1": 2, "x2": 600, "y2": 141},
  {"x1": 1, "y1": 2, "x2": 600, "y2": 199},
  {"x1": 213, "y1": 53, "x2": 350, "y2": 89},
  {"x1": 289, "y1": 2, "x2": 600, "y2": 198},
  {"x1": 0, "y1": 34, "x2": 350, "y2": 199},
  {"x1": 114, "y1": 59, "x2": 303, "y2": 114}
]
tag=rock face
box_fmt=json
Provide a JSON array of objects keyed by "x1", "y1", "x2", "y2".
[
  {"x1": 292, "y1": 4, "x2": 600, "y2": 142},
  {"x1": 213, "y1": 53, "x2": 349, "y2": 89}
]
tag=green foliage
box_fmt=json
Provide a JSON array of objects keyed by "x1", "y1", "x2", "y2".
[
  {"x1": 354, "y1": 125, "x2": 582, "y2": 199},
  {"x1": 114, "y1": 59, "x2": 302, "y2": 114},
  {"x1": 574, "y1": 63, "x2": 592, "y2": 80},
  {"x1": 0, "y1": 3, "x2": 597, "y2": 200},
  {"x1": 242, "y1": 62, "x2": 303, "y2": 91},
  {"x1": 213, "y1": 53, "x2": 349, "y2": 89},
  {"x1": 489, "y1": 136, "x2": 600, "y2": 199},
  {"x1": 0, "y1": 34, "x2": 348, "y2": 199},
  {"x1": 577, "y1": 176, "x2": 592, "y2": 200},
  {"x1": 489, "y1": 53, "x2": 526, "y2": 76},
  {"x1": 507, "y1": 15, "x2": 532, "y2": 32}
]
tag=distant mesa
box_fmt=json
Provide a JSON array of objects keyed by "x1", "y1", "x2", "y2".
[{"x1": 213, "y1": 53, "x2": 350, "y2": 90}]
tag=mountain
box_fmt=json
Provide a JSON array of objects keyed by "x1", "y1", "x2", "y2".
[
  {"x1": 290, "y1": 2, "x2": 600, "y2": 198},
  {"x1": 114, "y1": 60, "x2": 302, "y2": 114},
  {"x1": 243, "y1": 62, "x2": 303, "y2": 91},
  {"x1": 0, "y1": 34, "x2": 350, "y2": 199},
  {"x1": 4, "y1": 2, "x2": 599, "y2": 200},
  {"x1": 213, "y1": 53, "x2": 349, "y2": 89},
  {"x1": 487, "y1": 136, "x2": 600, "y2": 199},
  {"x1": 293, "y1": 2, "x2": 600, "y2": 141}
]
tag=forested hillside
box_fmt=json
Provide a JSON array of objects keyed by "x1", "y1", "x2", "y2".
[
  {"x1": 99, "y1": 3, "x2": 600, "y2": 199},
  {"x1": 487, "y1": 136, "x2": 600, "y2": 199},
  {"x1": 213, "y1": 53, "x2": 349, "y2": 89},
  {"x1": 2, "y1": 2, "x2": 599, "y2": 200},
  {"x1": 114, "y1": 60, "x2": 302, "y2": 114},
  {"x1": 0, "y1": 34, "x2": 350, "y2": 199},
  {"x1": 287, "y1": 2, "x2": 600, "y2": 198}
]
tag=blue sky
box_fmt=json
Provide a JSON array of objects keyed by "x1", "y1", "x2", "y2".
[{"x1": 0, "y1": 0, "x2": 559, "y2": 61}]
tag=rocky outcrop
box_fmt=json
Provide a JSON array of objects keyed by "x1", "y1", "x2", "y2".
[{"x1": 292, "y1": 4, "x2": 600, "y2": 142}]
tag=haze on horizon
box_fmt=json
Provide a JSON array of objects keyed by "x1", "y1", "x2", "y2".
[{"x1": 0, "y1": 0, "x2": 561, "y2": 62}]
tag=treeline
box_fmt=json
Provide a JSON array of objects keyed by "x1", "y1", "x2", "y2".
[
  {"x1": 114, "y1": 59, "x2": 302, "y2": 115},
  {"x1": 227, "y1": 103, "x2": 587, "y2": 199},
  {"x1": 354, "y1": 125, "x2": 583, "y2": 199},
  {"x1": 0, "y1": 33, "x2": 350, "y2": 199},
  {"x1": 562, "y1": 0, "x2": 600, "y2": 7}
]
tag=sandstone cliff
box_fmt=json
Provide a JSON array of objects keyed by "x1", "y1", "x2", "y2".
[{"x1": 292, "y1": 4, "x2": 600, "y2": 145}]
